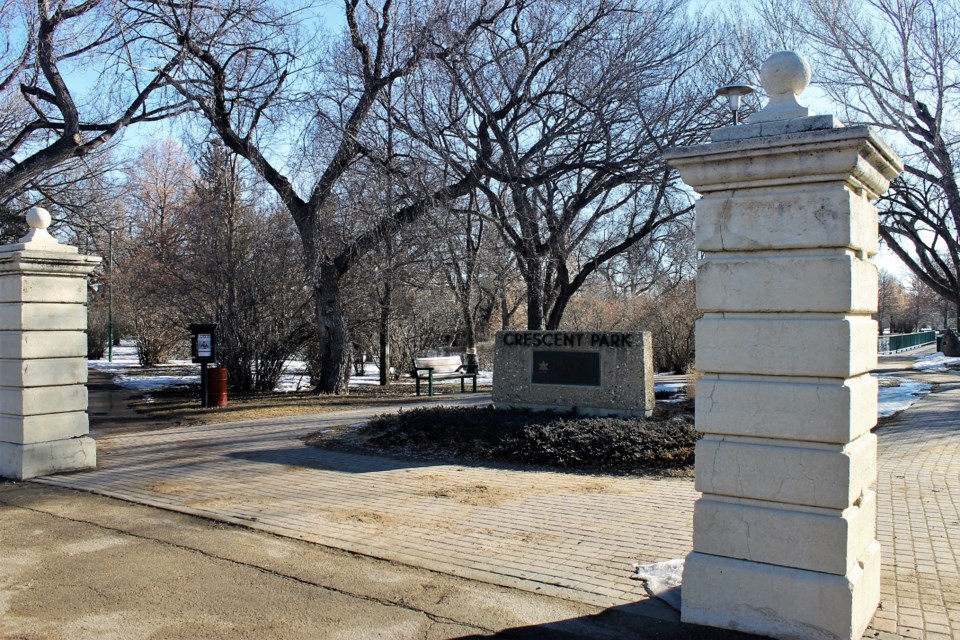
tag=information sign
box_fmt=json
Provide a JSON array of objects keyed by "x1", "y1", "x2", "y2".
[{"x1": 197, "y1": 334, "x2": 212, "y2": 358}]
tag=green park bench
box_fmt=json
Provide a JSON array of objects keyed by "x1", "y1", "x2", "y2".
[{"x1": 411, "y1": 356, "x2": 478, "y2": 397}]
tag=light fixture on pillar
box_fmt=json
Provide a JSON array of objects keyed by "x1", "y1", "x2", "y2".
[{"x1": 715, "y1": 84, "x2": 754, "y2": 125}]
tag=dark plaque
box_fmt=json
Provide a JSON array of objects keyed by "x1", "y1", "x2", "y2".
[{"x1": 531, "y1": 351, "x2": 601, "y2": 386}]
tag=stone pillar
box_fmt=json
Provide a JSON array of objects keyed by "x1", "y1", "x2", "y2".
[
  {"x1": 0, "y1": 207, "x2": 101, "y2": 480},
  {"x1": 664, "y1": 52, "x2": 902, "y2": 640}
]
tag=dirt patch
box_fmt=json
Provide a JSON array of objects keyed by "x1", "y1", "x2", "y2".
[
  {"x1": 329, "y1": 509, "x2": 392, "y2": 525},
  {"x1": 148, "y1": 479, "x2": 194, "y2": 495},
  {"x1": 419, "y1": 482, "x2": 509, "y2": 507},
  {"x1": 567, "y1": 480, "x2": 633, "y2": 495}
]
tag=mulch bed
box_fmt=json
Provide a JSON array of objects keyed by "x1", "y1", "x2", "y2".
[{"x1": 306, "y1": 401, "x2": 699, "y2": 476}]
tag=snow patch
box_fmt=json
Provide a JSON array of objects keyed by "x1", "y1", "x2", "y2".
[
  {"x1": 913, "y1": 352, "x2": 960, "y2": 373},
  {"x1": 877, "y1": 376, "x2": 931, "y2": 418},
  {"x1": 631, "y1": 558, "x2": 683, "y2": 611}
]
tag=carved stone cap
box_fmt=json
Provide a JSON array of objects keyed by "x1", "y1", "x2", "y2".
[
  {"x1": 665, "y1": 125, "x2": 904, "y2": 199},
  {"x1": 0, "y1": 207, "x2": 78, "y2": 254}
]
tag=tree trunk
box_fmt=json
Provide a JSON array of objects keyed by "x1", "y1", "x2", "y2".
[
  {"x1": 500, "y1": 290, "x2": 511, "y2": 330},
  {"x1": 544, "y1": 288, "x2": 573, "y2": 331},
  {"x1": 379, "y1": 278, "x2": 392, "y2": 386},
  {"x1": 460, "y1": 287, "x2": 477, "y2": 370},
  {"x1": 314, "y1": 264, "x2": 350, "y2": 394},
  {"x1": 524, "y1": 259, "x2": 545, "y2": 330}
]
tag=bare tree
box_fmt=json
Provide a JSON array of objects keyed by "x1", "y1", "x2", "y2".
[
  {"x1": 113, "y1": 140, "x2": 195, "y2": 365},
  {"x1": 159, "y1": 0, "x2": 512, "y2": 393},
  {"x1": 400, "y1": 0, "x2": 725, "y2": 330},
  {"x1": 0, "y1": 0, "x2": 190, "y2": 204},
  {"x1": 187, "y1": 142, "x2": 313, "y2": 392},
  {"x1": 876, "y1": 268, "x2": 901, "y2": 334},
  {"x1": 760, "y1": 0, "x2": 960, "y2": 327},
  {"x1": 437, "y1": 194, "x2": 487, "y2": 363}
]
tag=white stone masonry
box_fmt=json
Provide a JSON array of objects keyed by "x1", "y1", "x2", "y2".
[
  {"x1": 664, "y1": 52, "x2": 903, "y2": 640},
  {"x1": 0, "y1": 207, "x2": 101, "y2": 479}
]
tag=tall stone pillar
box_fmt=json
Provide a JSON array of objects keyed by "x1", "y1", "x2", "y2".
[
  {"x1": 664, "y1": 52, "x2": 902, "y2": 640},
  {"x1": 0, "y1": 207, "x2": 101, "y2": 480}
]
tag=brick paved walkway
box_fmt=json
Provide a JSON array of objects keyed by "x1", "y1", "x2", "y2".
[
  {"x1": 36, "y1": 361, "x2": 960, "y2": 638},
  {"x1": 869, "y1": 366, "x2": 960, "y2": 640},
  {"x1": 37, "y1": 402, "x2": 693, "y2": 611}
]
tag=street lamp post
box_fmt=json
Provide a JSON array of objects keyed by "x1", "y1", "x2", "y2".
[
  {"x1": 108, "y1": 229, "x2": 114, "y2": 362},
  {"x1": 715, "y1": 83, "x2": 755, "y2": 125}
]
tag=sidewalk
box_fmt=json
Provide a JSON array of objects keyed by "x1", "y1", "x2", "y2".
[
  {"x1": 32, "y1": 403, "x2": 694, "y2": 609},
  {"x1": 870, "y1": 350, "x2": 960, "y2": 639},
  {"x1": 1, "y1": 482, "x2": 755, "y2": 640},
  {"x1": 6, "y1": 354, "x2": 959, "y2": 639}
]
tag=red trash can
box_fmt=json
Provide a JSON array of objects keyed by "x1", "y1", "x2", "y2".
[{"x1": 208, "y1": 367, "x2": 228, "y2": 407}]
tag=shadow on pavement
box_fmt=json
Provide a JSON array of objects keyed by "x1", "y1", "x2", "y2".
[
  {"x1": 452, "y1": 599, "x2": 761, "y2": 639},
  {"x1": 225, "y1": 447, "x2": 440, "y2": 473}
]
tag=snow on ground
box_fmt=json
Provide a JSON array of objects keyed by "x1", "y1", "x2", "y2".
[
  {"x1": 876, "y1": 376, "x2": 931, "y2": 418},
  {"x1": 654, "y1": 382, "x2": 686, "y2": 393},
  {"x1": 88, "y1": 342, "x2": 155, "y2": 372},
  {"x1": 91, "y1": 343, "x2": 493, "y2": 393},
  {"x1": 90, "y1": 343, "x2": 199, "y2": 392},
  {"x1": 88, "y1": 343, "x2": 946, "y2": 417},
  {"x1": 913, "y1": 352, "x2": 960, "y2": 373}
]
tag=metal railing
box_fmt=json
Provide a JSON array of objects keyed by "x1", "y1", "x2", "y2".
[{"x1": 878, "y1": 330, "x2": 937, "y2": 354}]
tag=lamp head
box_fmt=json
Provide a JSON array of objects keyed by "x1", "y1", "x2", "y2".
[{"x1": 715, "y1": 83, "x2": 755, "y2": 125}]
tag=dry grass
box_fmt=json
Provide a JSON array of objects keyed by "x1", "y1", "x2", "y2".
[{"x1": 127, "y1": 381, "x2": 492, "y2": 427}]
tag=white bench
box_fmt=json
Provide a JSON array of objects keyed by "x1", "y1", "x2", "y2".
[{"x1": 412, "y1": 356, "x2": 478, "y2": 397}]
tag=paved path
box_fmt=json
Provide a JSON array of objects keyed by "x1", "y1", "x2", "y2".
[
  {"x1": 38, "y1": 402, "x2": 691, "y2": 614},
  {"x1": 870, "y1": 351, "x2": 960, "y2": 640},
  {"x1": 32, "y1": 356, "x2": 960, "y2": 638}
]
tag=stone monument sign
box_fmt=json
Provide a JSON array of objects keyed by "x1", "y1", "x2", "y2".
[{"x1": 493, "y1": 330, "x2": 653, "y2": 417}]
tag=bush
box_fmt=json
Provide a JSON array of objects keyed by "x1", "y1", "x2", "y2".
[{"x1": 340, "y1": 404, "x2": 699, "y2": 473}]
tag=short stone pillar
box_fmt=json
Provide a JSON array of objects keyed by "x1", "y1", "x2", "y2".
[
  {"x1": 664, "y1": 52, "x2": 902, "y2": 639},
  {"x1": 0, "y1": 207, "x2": 101, "y2": 479}
]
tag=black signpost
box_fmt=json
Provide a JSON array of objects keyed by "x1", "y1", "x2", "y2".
[{"x1": 189, "y1": 323, "x2": 218, "y2": 408}]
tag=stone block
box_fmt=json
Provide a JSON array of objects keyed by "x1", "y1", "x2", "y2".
[
  {"x1": 0, "y1": 411, "x2": 89, "y2": 445},
  {"x1": 692, "y1": 490, "x2": 877, "y2": 575},
  {"x1": 695, "y1": 186, "x2": 878, "y2": 255},
  {"x1": 710, "y1": 115, "x2": 843, "y2": 142},
  {"x1": 0, "y1": 357, "x2": 87, "y2": 387},
  {"x1": 942, "y1": 329, "x2": 960, "y2": 357},
  {"x1": 696, "y1": 314, "x2": 877, "y2": 378},
  {"x1": 681, "y1": 541, "x2": 881, "y2": 640},
  {"x1": 695, "y1": 373, "x2": 877, "y2": 444},
  {"x1": 0, "y1": 249, "x2": 100, "y2": 272},
  {"x1": 0, "y1": 384, "x2": 88, "y2": 415},
  {"x1": 694, "y1": 432, "x2": 877, "y2": 510},
  {"x1": 0, "y1": 331, "x2": 87, "y2": 359},
  {"x1": 0, "y1": 302, "x2": 87, "y2": 331},
  {"x1": 0, "y1": 274, "x2": 88, "y2": 303},
  {"x1": 0, "y1": 436, "x2": 96, "y2": 480},
  {"x1": 664, "y1": 125, "x2": 902, "y2": 198},
  {"x1": 697, "y1": 251, "x2": 877, "y2": 313},
  {"x1": 493, "y1": 331, "x2": 654, "y2": 417}
]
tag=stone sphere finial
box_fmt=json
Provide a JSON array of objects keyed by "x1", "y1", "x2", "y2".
[
  {"x1": 748, "y1": 50, "x2": 815, "y2": 123},
  {"x1": 13, "y1": 205, "x2": 72, "y2": 250},
  {"x1": 760, "y1": 51, "x2": 811, "y2": 100},
  {"x1": 26, "y1": 207, "x2": 51, "y2": 231}
]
